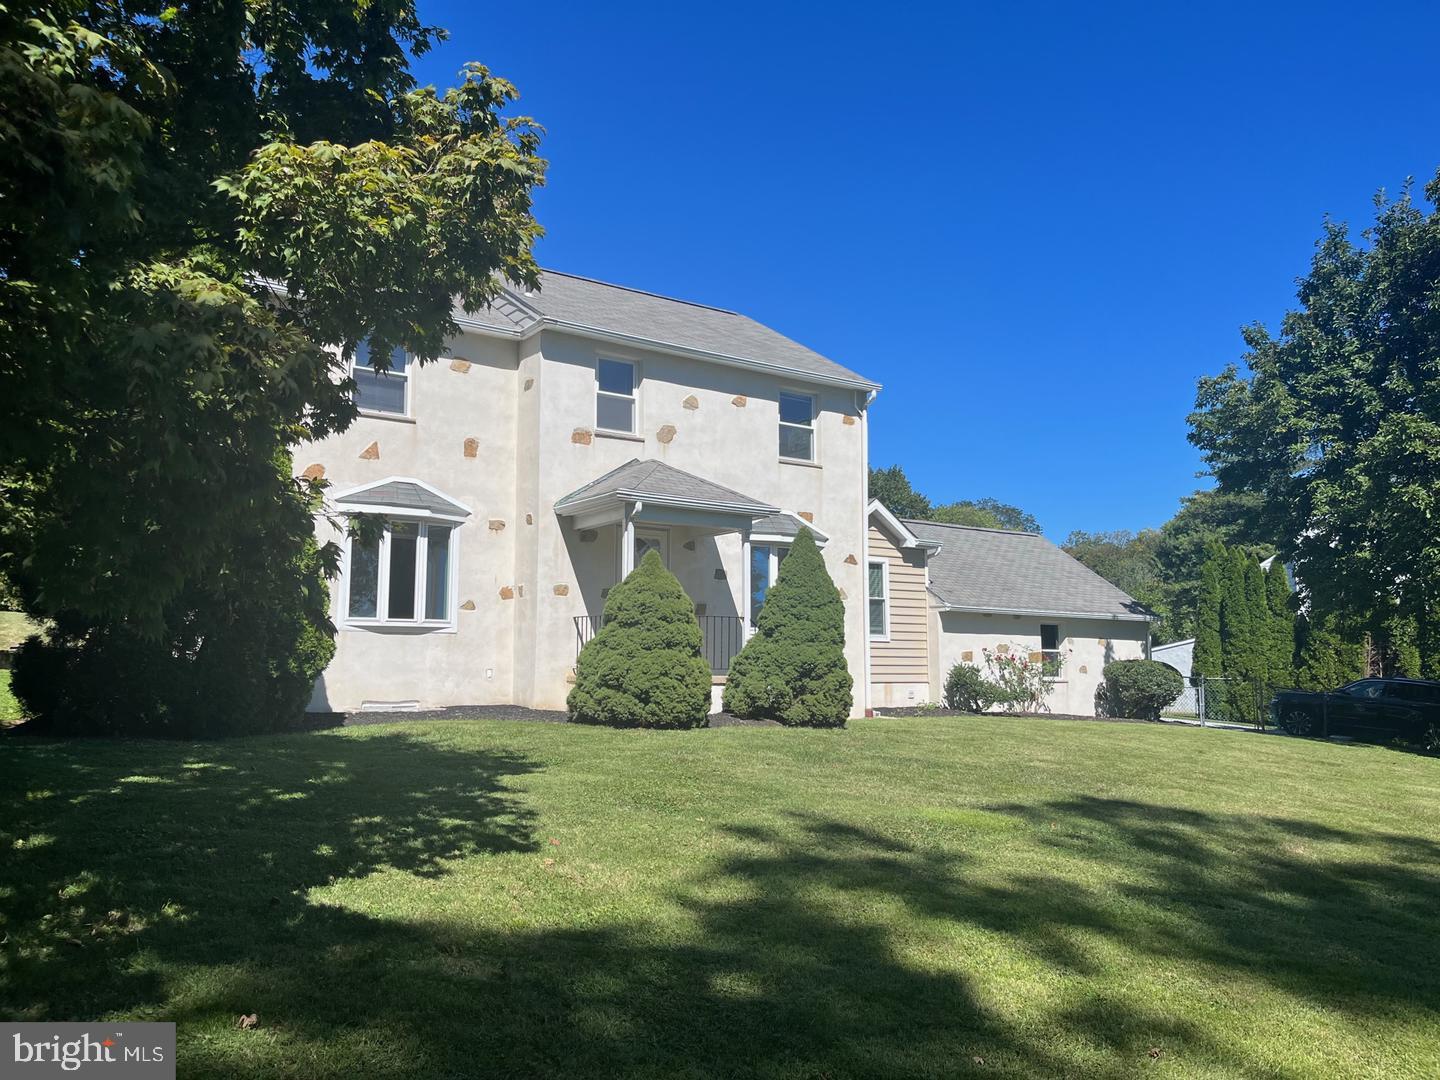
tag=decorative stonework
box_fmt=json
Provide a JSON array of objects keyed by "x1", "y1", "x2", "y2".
[
  {"x1": 460, "y1": 600, "x2": 476, "y2": 611},
  {"x1": 572, "y1": 428, "x2": 593, "y2": 445},
  {"x1": 499, "y1": 586, "x2": 515, "y2": 600},
  {"x1": 843, "y1": 414, "x2": 856, "y2": 426},
  {"x1": 961, "y1": 650, "x2": 974, "y2": 662},
  {"x1": 301, "y1": 463, "x2": 325, "y2": 480},
  {"x1": 1078, "y1": 665, "x2": 1088, "y2": 674},
  {"x1": 713, "y1": 568, "x2": 727, "y2": 580},
  {"x1": 682, "y1": 540, "x2": 696, "y2": 551},
  {"x1": 523, "y1": 377, "x2": 534, "y2": 391},
  {"x1": 731, "y1": 395, "x2": 747, "y2": 407},
  {"x1": 798, "y1": 511, "x2": 814, "y2": 522},
  {"x1": 359, "y1": 441, "x2": 379, "y2": 460},
  {"x1": 682, "y1": 395, "x2": 699, "y2": 410},
  {"x1": 1097, "y1": 638, "x2": 1108, "y2": 647},
  {"x1": 488, "y1": 519, "x2": 506, "y2": 531},
  {"x1": 843, "y1": 554, "x2": 857, "y2": 565},
  {"x1": 463, "y1": 437, "x2": 479, "y2": 458},
  {"x1": 553, "y1": 584, "x2": 569, "y2": 596},
  {"x1": 996, "y1": 644, "x2": 1010, "y2": 654},
  {"x1": 579, "y1": 529, "x2": 598, "y2": 543},
  {"x1": 656, "y1": 424, "x2": 677, "y2": 444},
  {"x1": 449, "y1": 358, "x2": 472, "y2": 374},
  {"x1": 525, "y1": 513, "x2": 534, "y2": 525},
  {"x1": 1029, "y1": 651, "x2": 1044, "y2": 663}
]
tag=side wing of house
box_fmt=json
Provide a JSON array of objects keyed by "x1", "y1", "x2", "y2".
[{"x1": 865, "y1": 501, "x2": 936, "y2": 708}]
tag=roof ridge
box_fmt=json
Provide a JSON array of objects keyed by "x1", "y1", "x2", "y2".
[
  {"x1": 539, "y1": 268, "x2": 741, "y2": 317},
  {"x1": 902, "y1": 518, "x2": 1041, "y2": 537}
]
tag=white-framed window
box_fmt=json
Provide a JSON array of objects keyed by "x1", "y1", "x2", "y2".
[
  {"x1": 596, "y1": 357, "x2": 637, "y2": 433},
  {"x1": 346, "y1": 518, "x2": 456, "y2": 627},
  {"x1": 779, "y1": 391, "x2": 815, "y2": 461},
  {"x1": 352, "y1": 340, "x2": 410, "y2": 416},
  {"x1": 749, "y1": 544, "x2": 790, "y2": 627},
  {"x1": 1040, "y1": 623, "x2": 1062, "y2": 676},
  {"x1": 867, "y1": 560, "x2": 889, "y2": 640}
]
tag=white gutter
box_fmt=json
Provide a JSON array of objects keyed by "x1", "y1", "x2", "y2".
[
  {"x1": 934, "y1": 602, "x2": 1152, "y2": 623},
  {"x1": 859, "y1": 388, "x2": 874, "y2": 718}
]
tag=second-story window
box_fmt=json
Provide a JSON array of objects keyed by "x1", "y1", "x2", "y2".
[
  {"x1": 779, "y1": 391, "x2": 815, "y2": 461},
  {"x1": 596, "y1": 358, "x2": 637, "y2": 433},
  {"x1": 352, "y1": 341, "x2": 409, "y2": 416}
]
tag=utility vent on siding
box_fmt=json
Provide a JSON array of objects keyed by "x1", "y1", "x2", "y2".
[{"x1": 359, "y1": 700, "x2": 420, "y2": 712}]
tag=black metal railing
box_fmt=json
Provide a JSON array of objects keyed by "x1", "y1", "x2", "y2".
[{"x1": 573, "y1": 614, "x2": 745, "y2": 675}]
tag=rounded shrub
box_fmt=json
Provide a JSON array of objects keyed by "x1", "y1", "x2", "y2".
[
  {"x1": 567, "y1": 549, "x2": 712, "y2": 728},
  {"x1": 723, "y1": 528, "x2": 852, "y2": 727},
  {"x1": 1101, "y1": 659, "x2": 1183, "y2": 721},
  {"x1": 942, "y1": 662, "x2": 999, "y2": 713}
]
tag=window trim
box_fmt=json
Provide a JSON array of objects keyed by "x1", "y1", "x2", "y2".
[
  {"x1": 867, "y1": 558, "x2": 890, "y2": 641},
  {"x1": 351, "y1": 341, "x2": 412, "y2": 419},
  {"x1": 595, "y1": 356, "x2": 639, "y2": 435},
  {"x1": 778, "y1": 389, "x2": 817, "y2": 463},
  {"x1": 342, "y1": 516, "x2": 459, "y2": 633},
  {"x1": 1040, "y1": 622, "x2": 1062, "y2": 677},
  {"x1": 749, "y1": 543, "x2": 791, "y2": 628}
]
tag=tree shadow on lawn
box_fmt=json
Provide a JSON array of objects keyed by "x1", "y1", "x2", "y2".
[{"x1": 4, "y1": 736, "x2": 1438, "y2": 1079}]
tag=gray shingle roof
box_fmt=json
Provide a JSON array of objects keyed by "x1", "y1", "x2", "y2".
[
  {"x1": 750, "y1": 512, "x2": 829, "y2": 543},
  {"x1": 335, "y1": 480, "x2": 470, "y2": 518},
  {"x1": 466, "y1": 270, "x2": 878, "y2": 390},
  {"x1": 905, "y1": 519, "x2": 1151, "y2": 621},
  {"x1": 555, "y1": 459, "x2": 779, "y2": 516}
]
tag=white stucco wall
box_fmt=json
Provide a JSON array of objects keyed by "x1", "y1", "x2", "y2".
[
  {"x1": 931, "y1": 610, "x2": 1149, "y2": 716},
  {"x1": 302, "y1": 323, "x2": 872, "y2": 714}
]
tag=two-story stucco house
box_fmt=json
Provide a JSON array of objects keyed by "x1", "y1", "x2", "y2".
[{"x1": 302, "y1": 270, "x2": 881, "y2": 715}]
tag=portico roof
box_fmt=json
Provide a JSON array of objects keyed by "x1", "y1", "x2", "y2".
[{"x1": 554, "y1": 459, "x2": 778, "y2": 518}]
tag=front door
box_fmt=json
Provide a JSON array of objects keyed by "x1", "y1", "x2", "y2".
[{"x1": 634, "y1": 528, "x2": 670, "y2": 570}]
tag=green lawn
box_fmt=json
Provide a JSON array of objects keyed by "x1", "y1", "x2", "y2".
[
  {"x1": 2, "y1": 717, "x2": 1437, "y2": 1079},
  {"x1": 0, "y1": 671, "x2": 18, "y2": 724},
  {"x1": 0, "y1": 610, "x2": 39, "y2": 650}
]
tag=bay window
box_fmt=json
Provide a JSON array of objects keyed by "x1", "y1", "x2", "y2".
[{"x1": 347, "y1": 519, "x2": 455, "y2": 626}]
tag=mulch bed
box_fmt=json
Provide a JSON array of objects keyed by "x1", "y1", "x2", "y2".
[{"x1": 325, "y1": 705, "x2": 782, "y2": 729}]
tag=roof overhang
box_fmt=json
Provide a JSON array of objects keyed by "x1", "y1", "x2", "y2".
[
  {"x1": 868, "y1": 499, "x2": 943, "y2": 554},
  {"x1": 329, "y1": 476, "x2": 473, "y2": 523},
  {"x1": 934, "y1": 601, "x2": 1152, "y2": 623}
]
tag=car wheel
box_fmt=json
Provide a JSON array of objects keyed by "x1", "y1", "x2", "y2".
[{"x1": 1281, "y1": 707, "x2": 1317, "y2": 736}]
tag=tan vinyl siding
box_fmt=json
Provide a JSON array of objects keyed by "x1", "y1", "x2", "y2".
[{"x1": 868, "y1": 525, "x2": 929, "y2": 683}]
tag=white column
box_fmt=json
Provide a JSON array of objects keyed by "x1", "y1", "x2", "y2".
[
  {"x1": 620, "y1": 505, "x2": 636, "y2": 580},
  {"x1": 740, "y1": 527, "x2": 753, "y2": 638}
]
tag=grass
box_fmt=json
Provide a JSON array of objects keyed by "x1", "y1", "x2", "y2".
[
  {"x1": 0, "y1": 609, "x2": 39, "y2": 650},
  {"x1": 0, "y1": 671, "x2": 18, "y2": 725},
  {"x1": 1, "y1": 716, "x2": 1437, "y2": 1079}
]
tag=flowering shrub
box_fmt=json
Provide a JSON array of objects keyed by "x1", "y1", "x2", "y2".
[{"x1": 983, "y1": 646, "x2": 1059, "y2": 713}]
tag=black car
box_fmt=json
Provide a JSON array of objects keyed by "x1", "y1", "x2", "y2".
[{"x1": 1271, "y1": 678, "x2": 1440, "y2": 743}]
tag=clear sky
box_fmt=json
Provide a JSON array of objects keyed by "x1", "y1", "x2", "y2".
[{"x1": 409, "y1": 1, "x2": 1440, "y2": 541}]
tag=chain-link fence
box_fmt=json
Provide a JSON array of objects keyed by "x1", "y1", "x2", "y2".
[{"x1": 1161, "y1": 676, "x2": 1288, "y2": 730}]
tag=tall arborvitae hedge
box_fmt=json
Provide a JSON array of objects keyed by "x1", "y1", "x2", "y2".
[
  {"x1": 1193, "y1": 541, "x2": 1224, "y2": 679},
  {"x1": 567, "y1": 550, "x2": 712, "y2": 728},
  {"x1": 723, "y1": 528, "x2": 852, "y2": 726},
  {"x1": 1264, "y1": 562, "x2": 1295, "y2": 687}
]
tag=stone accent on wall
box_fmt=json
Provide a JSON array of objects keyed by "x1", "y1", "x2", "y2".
[
  {"x1": 799, "y1": 511, "x2": 814, "y2": 522},
  {"x1": 449, "y1": 358, "x2": 472, "y2": 374},
  {"x1": 1097, "y1": 638, "x2": 1108, "y2": 647},
  {"x1": 463, "y1": 437, "x2": 479, "y2": 458},
  {"x1": 682, "y1": 540, "x2": 696, "y2": 551},
  {"x1": 843, "y1": 554, "x2": 857, "y2": 565},
  {"x1": 682, "y1": 394, "x2": 699, "y2": 410},
  {"x1": 579, "y1": 529, "x2": 597, "y2": 543},
  {"x1": 359, "y1": 442, "x2": 379, "y2": 460},
  {"x1": 525, "y1": 513, "x2": 534, "y2": 525},
  {"x1": 843, "y1": 414, "x2": 856, "y2": 426},
  {"x1": 460, "y1": 600, "x2": 476, "y2": 611},
  {"x1": 553, "y1": 584, "x2": 569, "y2": 596},
  {"x1": 713, "y1": 568, "x2": 726, "y2": 580},
  {"x1": 1029, "y1": 652, "x2": 1044, "y2": 663},
  {"x1": 837, "y1": 588, "x2": 846, "y2": 600},
  {"x1": 488, "y1": 519, "x2": 506, "y2": 531},
  {"x1": 499, "y1": 586, "x2": 515, "y2": 600},
  {"x1": 524, "y1": 377, "x2": 534, "y2": 391},
  {"x1": 996, "y1": 644, "x2": 1010, "y2": 654},
  {"x1": 961, "y1": 650, "x2": 974, "y2": 662},
  {"x1": 571, "y1": 428, "x2": 593, "y2": 445},
  {"x1": 731, "y1": 395, "x2": 747, "y2": 407},
  {"x1": 1078, "y1": 665, "x2": 1088, "y2": 674},
  {"x1": 301, "y1": 463, "x2": 325, "y2": 480},
  {"x1": 656, "y1": 424, "x2": 676, "y2": 444}
]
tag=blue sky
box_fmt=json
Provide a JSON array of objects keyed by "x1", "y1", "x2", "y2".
[{"x1": 411, "y1": 1, "x2": 1440, "y2": 541}]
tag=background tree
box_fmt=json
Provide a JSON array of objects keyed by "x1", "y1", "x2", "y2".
[
  {"x1": 1192, "y1": 542, "x2": 1224, "y2": 679},
  {"x1": 724, "y1": 529, "x2": 852, "y2": 726},
  {"x1": 1189, "y1": 172, "x2": 1440, "y2": 677},
  {"x1": 867, "y1": 465, "x2": 1041, "y2": 532},
  {"x1": 0, "y1": 2, "x2": 545, "y2": 731},
  {"x1": 1063, "y1": 529, "x2": 1170, "y2": 638},
  {"x1": 567, "y1": 551, "x2": 712, "y2": 729},
  {"x1": 868, "y1": 465, "x2": 931, "y2": 520}
]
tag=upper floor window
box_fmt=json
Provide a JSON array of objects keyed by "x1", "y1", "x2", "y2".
[
  {"x1": 779, "y1": 391, "x2": 815, "y2": 461},
  {"x1": 867, "y1": 560, "x2": 889, "y2": 639},
  {"x1": 1040, "y1": 623, "x2": 1062, "y2": 676},
  {"x1": 347, "y1": 518, "x2": 454, "y2": 626},
  {"x1": 352, "y1": 341, "x2": 409, "y2": 416},
  {"x1": 596, "y1": 358, "x2": 637, "y2": 433}
]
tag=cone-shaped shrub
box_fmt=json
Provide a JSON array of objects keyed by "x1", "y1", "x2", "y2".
[
  {"x1": 567, "y1": 549, "x2": 712, "y2": 728},
  {"x1": 723, "y1": 527, "x2": 852, "y2": 726}
]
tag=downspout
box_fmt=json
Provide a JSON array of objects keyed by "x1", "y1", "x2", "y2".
[{"x1": 859, "y1": 388, "x2": 875, "y2": 718}]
